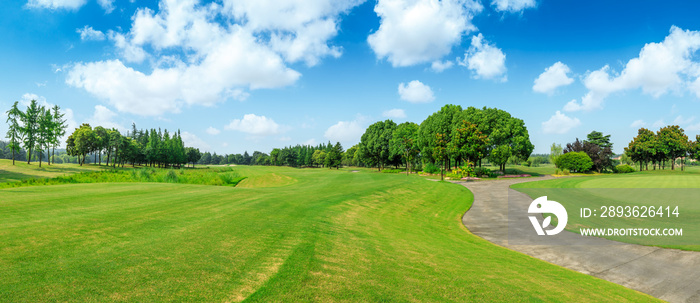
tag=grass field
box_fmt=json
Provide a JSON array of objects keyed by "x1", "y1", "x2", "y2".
[
  {"x1": 0, "y1": 165, "x2": 657, "y2": 302},
  {"x1": 0, "y1": 159, "x2": 103, "y2": 183},
  {"x1": 513, "y1": 169, "x2": 700, "y2": 251}
]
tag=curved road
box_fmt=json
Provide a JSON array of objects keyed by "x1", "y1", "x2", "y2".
[{"x1": 460, "y1": 177, "x2": 700, "y2": 303}]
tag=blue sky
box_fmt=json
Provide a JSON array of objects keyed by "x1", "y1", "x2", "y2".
[{"x1": 3, "y1": 0, "x2": 700, "y2": 155}]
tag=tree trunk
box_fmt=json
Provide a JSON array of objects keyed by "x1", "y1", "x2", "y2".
[
  {"x1": 12, "y1": 149, "x2": 15, "y2": 165},
  {"x1": 39, "y1": 152, "x2": 42, "y2": 167},
  {"x1": 27, "y1": 147, "x2": 32, "y2": 164},
  {"x1": 52, "y1": 147, "x2": 55, "y2": 165},
  {"x1": 672, "y1": 158, "x2": 675, "y2": 170}
]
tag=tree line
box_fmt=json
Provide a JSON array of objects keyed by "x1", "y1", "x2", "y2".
[
  {"x1": 196, "y1": 142, "x2": 346, "y2": 168},
  {"x1": 65, "y1": 123, "x2": 202, "y2": 168},
  {"x1": 256, "y1": 105, "x2": 533, "y2": 180},
  {"x1": 5, "y1": 99, "x2": 67, "y2": 167},
  {"x1": 625, "y1": 125, "x2": 697, "y2": 171}
]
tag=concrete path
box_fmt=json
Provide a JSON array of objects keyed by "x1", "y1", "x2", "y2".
[{"x1": 460, "y1": 176, "x2": 700, "y2": 303}]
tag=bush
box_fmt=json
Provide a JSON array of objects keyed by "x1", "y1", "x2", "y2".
[
  {"x1": 555, "y1": 152, "x2": 593, "y2": 173},
  {"x1": 615, "y1": 164, "x2": 635, "y2": 174},
  {"x1": 380, "y1": 169, "x2": 403, "y2": 173},
  {"x1": 423, "y1": 162, "x2": 440, "y2": 174},
  {"x1": 562, "y1": 169, "x2": 570, "y2": 175},
  {"x1": 474, "y1": 167, "x2": 491, "y2": 177},
  {"x1": 522, "y1": 161, "x2": 531, "y2": 167}
]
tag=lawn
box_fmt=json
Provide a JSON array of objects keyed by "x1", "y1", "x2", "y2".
[
  {"x1": 0, "y1": 166, "x2": 656, "y2": 302},
  {"x1": 0, "y1": 159, "x2": 103, "y2": 183},
  {"x1": 512, "y1": 169, "x2": 700, "y2": 251}
]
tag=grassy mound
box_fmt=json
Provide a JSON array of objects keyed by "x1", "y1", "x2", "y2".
[{"x1": 0, "y1": 166, "x2": 655, "y2": 302}]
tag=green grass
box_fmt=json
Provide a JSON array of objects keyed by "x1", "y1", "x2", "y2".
[
  {"x1": 0, "y1": 159, "x2": 103, "y2": 183},
  {"x1": 513, "y1": 170, "x2": 700, "y2": 251},
  {"x1": 0, "y1": 166, "x2": 656, "y2": 302},
  {"x1": 0, "y1": 166, "x2": 246, "y2": 189}
]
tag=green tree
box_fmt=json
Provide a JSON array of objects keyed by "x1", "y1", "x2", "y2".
[
  {"x1": 312, "y1": 149, "x2": 326, "y2": 167},
  {"x1": 625, "y1": 128, "x2": 657, "y2": 171},
  {"x1": 21, "y1": 99, "x2": 41, "y2": 164},
  {"x1": 656, "y1": 125, "x2": 688, "y2": 170},
  {"x1": 433, "y1": 133, "x2": 449, "y2": 181},
  {"x1": 391, "y1": 122, "x2": 419, "y2": 175},
  {"x1": 555, "y1": 151, "x2": 593, "y2": 173},
  {"x1": 359, "y1": 119, "x2": 397, "y2": 171},
  {"x1": 448, "y1": 120, "x2": 488, "y2": 169},
  {"x1": 324, "y1": 142, "x2": 343, "y2": 169},
  {"x1": 417, "y1": 104, "x2": 462, "y2": 168},
  {"x1": 5, "y1": 101, "x2": 23, "y2": 165},
  {"x1": 549, "y1": 143, "x2": 563, "y2": 165},
  {"x1": 50, "y1": 105, "x2": 67, "y2": 165}
]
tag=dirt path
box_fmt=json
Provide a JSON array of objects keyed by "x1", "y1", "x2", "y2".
[{"x1": 460, "y1": 177, "x2": 700, "y2": 303}]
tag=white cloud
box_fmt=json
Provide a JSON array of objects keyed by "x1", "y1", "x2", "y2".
[
  {"x1": 673, "y1": 115, "x2": 695, "y2": 125},
  {"x1": 398, "y1": 80, "x2": 435, "y2": 103},
  {"x1": 382, "y1": 108, "x2": 406, "y2": 119},
  {"x1": 491, "y1": 0, "x2": 536, "y2": 13},
  {"x1": 206, "y1": 126, "x2": 220, "y2": 135},
  {"x1": 87, "y1": 105, "x2": 124, "y2": 131},
  {"x1": 652, "y1": 119, "x2": 666, "y2": 128},
  {"x1": 324, "y1": 118, "x2": 366, "y2": 146},
  {"x1": 26, "y1": 0, "x2": 86, "y2": 10},
  {"x1": 77, "y1": 26, "x2": 106, "y2": 41},
  {"x1": 368, "y1": 0, "x2": 482, "y2": 67},
  {"x1": 542, "y1": 111, "x2": 581, "y2": 134},
  {"x1": 304, "y1": 138, "x2": 317, "y2": 146},
  {"x1": 97, "y1": 0, "x2": 114, "y2": 13},
  {"x1": 533, "y1": 62, "x2": 574, "y2": 94},
  {"x1": 566, "y1": 26, "x2": 700, "y2": 112},
  {"x1": 67, "y1": 0, "x2": 362, "y2": 116},
  {"x1": 224, "y1": 114, "x2": 281, "y2": 136},
  {"x1": 630, "y1": 119, "x2": 646, "y2": 128},
  {"x1": 458, "y1": 33, "x2": 507, "y2": 81},
  {"x1": 181, "y1": 131, "x2": 211, "y2": 151},
  {"x1": 20, "y1": 93, "x2": 51, "y2": 108},
  {"x1": 430, "y1": 60, "x2": 454, "y2": 73}
]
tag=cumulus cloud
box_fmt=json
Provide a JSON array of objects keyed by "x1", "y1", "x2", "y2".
[
  {"x1": 77, "y1": 26, "x2": 105, "y2": 41},
  {"x1": 324, "y1": 118, "x2": 366, "y2": 146},
  {"x1": 20, "y1": 93, "x2": 51, "y2": 108},
  {"x1": 533, "y1": 62, "x2": 574, "y2": 94},
  {"x1": 542, "y1": 111, "x2": 581, "y2": 134},
  {"x1": 458, "y1": 33, "x2": 507, "y2": 81},
  {"x1": 181, "y1": 131, "x2": 210, "y2": 151},
  {"x1": 26, "y1": 0, "x2": 86, "y2": 10},
  {"x1": 368, "y1": 0, "x2": 482, "y2": 67},
  {"x1": 87, "y1": 105, "x2": 124, "y2": 131},
  {"x1": 224, "y1": 114, "x2": 281, "y2": 136},
  {"x1": 97, "y1": 0, "x2": 114, "y2": 13},
  {"x1": 206, "y1": 126, "x2": 220, "y2": 135},
  {"x1": 491, "y1": 0, "x2": 536, "y2": 13},
  {"x1": 398, "y1": 80, "x2": 435, "y2": 103},
  {"x1": 430, "y1": 60, "x2": 454, "y2": 73},
  {"x1": 630, "y1": 119, "x2": 646, "y2": 128},
  {"x1": 66, "y1": 0, "x2": 363, "y2": 116},
  {"x1": 382, "y1": 108, "x2": 406, "y2": 119},
  {"x1": 566, "y1": 26, "x2": 700, "y2": 112}
]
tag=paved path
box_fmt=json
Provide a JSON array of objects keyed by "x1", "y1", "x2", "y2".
[{"x1": 460, "y1": 176, "x2": 700, "y2": 303}]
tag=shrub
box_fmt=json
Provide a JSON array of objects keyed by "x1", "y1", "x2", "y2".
[
  {"x1": 474, "y1": 167, "x2": 491, "y2": 177},
  {"x1": 423, "y1": 162, "x2": 440, "y2": 174},
  {"x1": 522, "y1": 161, "x2": 531, "y2": 167},
  {"x1": 164, "y1": 169, "x2": 179, "y2": 183},
  {"x1": 615, "y1": 164, "x2": 635, "y2": 174},
  {"x1": 380, "y1": 169, "x2": 403, "y2": 173},
  {"x1": 555, "y1": 152, "x2": 593, "y2": 173},
  {"x1": 561, "y1": 169, "x2": 570, "y2": 175}
]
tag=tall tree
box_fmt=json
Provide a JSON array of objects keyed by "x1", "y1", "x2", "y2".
[
  {"x1": 51, "y1": 105, "x2": 67, "y2": 165},
  {"x1": 448, "y1": 120, "x2": 488, "y2": 168},
  {"x1": 391, "y1": 122, "x2": 419, "y2": 175},
  {"x1": 359, "y1": 119, "x2": 397, "y2": 171},
  {"x1": 36, "y1": 108, "x2": 53, "y2": 167},
  {"x1": 656, "y1": 125, "x2": 688, "y2": 170},
  {"x1": 5, "y1": 101, "x2": 23, "y2": 165},
  {"x1": 324, "y1": 142, "x2": 343, "y2": 169},
  {"x1": 433, "y1": 133, "x2": 448, "y2": 181},
  {"x1": 21, "y1": 99, "x2": 41, "y2": 164}
]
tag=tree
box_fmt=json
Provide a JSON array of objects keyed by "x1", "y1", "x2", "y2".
[
  {"x1": 433, "y1": 133, "x2": 448, "y2": 181},
  {"x1": 489, "y1": 144, "x2": 511, "y2": 173},
  {"x1": 343, "y1": 145, "x2": 358, "y2": 167},
  {"x1": 312, "y1": 149, "x2": 326, "y2": 167},
  {"x1": 448, "y1": 120, "x2": 488, "y2": 169},
  {"x1": 417, "y1": 105, "x2": 462, "y2": 169},
  {"x1": 549, "y1": 143, "x2": 563, "y2": 165},
  {"x1": 625, "y1": 128, "x2": 657, "y2": 171},
  {"x1": 324, "y1": 142, "x2": 343, "y2": 169},
  {"x1": 185, "y1": 147, "x2": 202, "y2": 168},
  {"x1": 358, "y1": 120, "x2": 397, "y2": 171},
  {"x1": 555, "y1": 151, "x2": 593, "y2": 173},
  {"x1": 21, "y1": 99, "x2": 41, "y2": 164},
  {"x1": 585, "y1": 131, "x2": 612, "y2": 149},
  {"x1": 36, "y1": 108, "x2": 53, "y2": 167},
  {"x1": 656, "y1": 125, "x2": 688, "y2": 170},
  {"x1": 51, "y1": 105, "x2": 66, "y2": 165},
  {"x1": 5, "y1": 101, "x2": 23, "y2": 165},
  {"x1": 390, "y1": 122, "x2": 419, "y2": 175}
]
